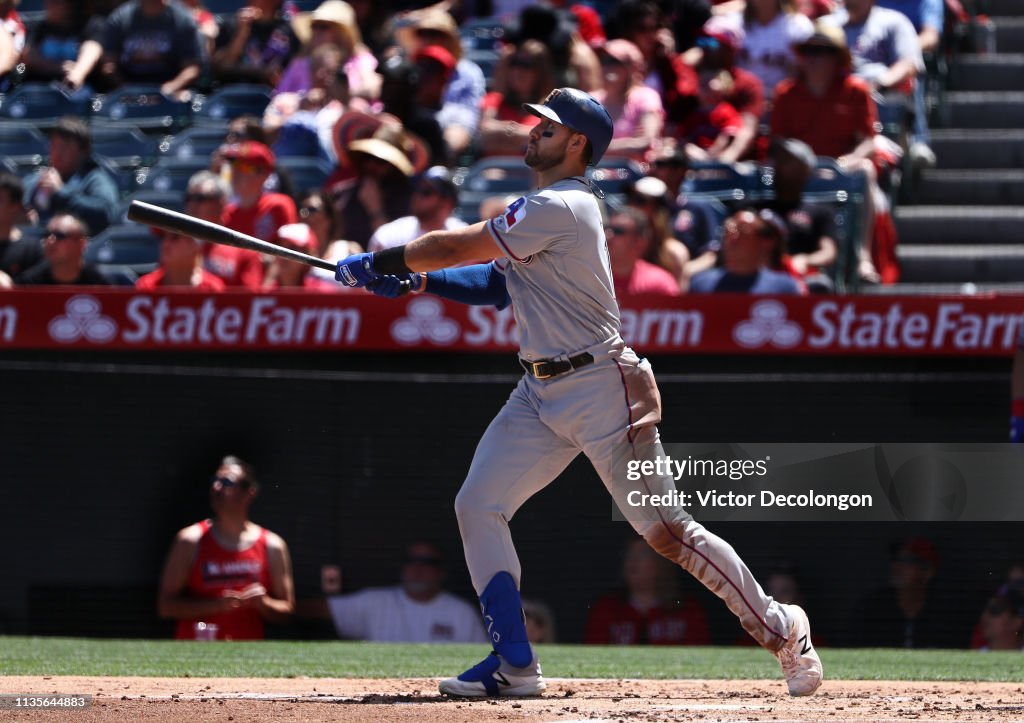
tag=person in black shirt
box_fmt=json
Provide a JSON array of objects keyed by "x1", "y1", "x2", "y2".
[
  {"x1": 0, "y1": 173, "x2": 42, "y2": 279},
  {"x1": 15, "y1": 213, "x2": 109, "y2": 286},
  {"x1": 760, "y1": 137, "x2": 838, "y2": 293},
  {"x1": 213, "y1": 0, "x2": 300, "y2": 86}
]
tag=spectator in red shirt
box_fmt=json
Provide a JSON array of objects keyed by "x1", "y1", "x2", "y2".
[
  {"x1": 214, "y1": 142, "x2": 298, "y2": 289},
  {"x1": 0, "y1": 0, "x2": 24, "y2": 90},
  {"x1": 158, "y1": 455, "x2": 295, "y2": 641},
  {"x1": 478, "y1": 40, "x2": 554, "y2": 158},
  {"x1": 678, "y1": 69, "x2": 745, "y2": 162},
  {"x1": 136, "y1": 228, "x2": 226, "y2": 291},
  {"x1": 262, "y1": 222, "x2": 335, "y2": 291},
  {"x1": 770, "y1": 23, "x2": 883, "y2": 282},
  {"x1": 585, "y1": 538, "x2": 711, "y2": 645},
  {"x1": 694, "y1": 17, "x2": 765, "y2": 162},
  {"x1": 607, "y1": 207, "x2": 681, "y2": 297}
]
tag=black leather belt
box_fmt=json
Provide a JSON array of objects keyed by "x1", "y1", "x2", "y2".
[{"x1": 519, "y1": 352, "x2": 594, "y2": 380}]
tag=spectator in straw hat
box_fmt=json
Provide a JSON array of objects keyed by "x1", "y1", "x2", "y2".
[{"x1": 278, "y1": 0, "x2": 379, "y2": 101}]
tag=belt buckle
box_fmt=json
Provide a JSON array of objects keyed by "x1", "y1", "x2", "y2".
[{"x1": 530, "y1": 361, "x2": 553, "y2": 379}]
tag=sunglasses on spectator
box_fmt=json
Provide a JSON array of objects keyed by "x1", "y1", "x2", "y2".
[
  {"x1": 211, "y1": 475, "x2": 251, "y2": 489},
  {"x1": 797, "y1": 45, "x2": 839, "y2": 57},
  {"x1": 608, "y1": 224, "x2": 634, "y2": 235},
  {"x1": 229, "y1": 159, "x2": 266, "y2": 175},
  {"x1": 45, "y1": 229, "x2": 78, "y2": 241},
  {"x1": 299, "y1": 205, "x2": 324, "y2": 219},
  {"x1": 186, "y1": 192, "x2": 221, "y2": 203},
  {"x1": 654, "y1": 157, "x2": 686, "y2": 168},
  {"x1": 414, "y1": 184, "x2": 440, "y2": 196},
  {"x1": 509, "y1": 57, "x2": 535, "y2": 69}
]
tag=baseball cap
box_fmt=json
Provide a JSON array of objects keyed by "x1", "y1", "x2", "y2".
[
  {"x1": 414, "y1": 44, "x2": 457, "y2": 77},
  {"x1": 221, "y1": 141, "x2": 276, "y2": 169},
  {"x1": 700, "y1": 16, "x2": 745, "y2": 51},
  {"x1": 416, "y1": 166, "x2": 458, "y2": 202},
  {"x1": 277, "y1": 223, "x2": 318, "y2": 251},
  {"x1": 523, "y1": 88, "x2": 614, "y2": 166}
]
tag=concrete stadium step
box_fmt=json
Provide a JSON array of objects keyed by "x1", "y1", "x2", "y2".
[
  {"x1": 860, "y1": 282, "x2": 1024, "y2": 295},
  {"x1": 948, "y1": 54, "x2": 1024, "y2": 90},
  {"x1": 897, "y1": 244, "x2": 1024, "y2": 283},
  {"x1": 985, "y1": 0, "x2": 1024, "y2": 17},
  {"x1": 907, "y1": 169, "x2": 1024, "y2": 205},
  {"x1": 894, "y1": 206, "x2": 1024, "y2": 246},
  {"x1": 939, "y1": 92, "x2": 1024, "y2": 128},
  {"x1": 994, "y1": 18, "x2": 1024, "y2": 53},
  {"x1": 930, "y1": 129, "x2": 1024, "y2": 169}
]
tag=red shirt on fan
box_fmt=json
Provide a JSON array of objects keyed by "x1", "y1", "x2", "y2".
[
  {"x1": 209, "y1": 193, "x2": 297, "y2": 289},
  {"x1": 584, "y1": 590, "x2": 712, "y2": 645},
  {"x1": 136, "y1": 268, "x2": 227, "y2": 291},
  {"x1": 174, "y1": 519, "x2": 271, "y2": 641},
  {"x1": 614, "y1": 259, "x2": 680, "y2": 297},
  {"x1": 770, "y1": 74, "x2": 877, "y2": 159}
]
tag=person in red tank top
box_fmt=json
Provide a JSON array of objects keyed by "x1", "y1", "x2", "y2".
[{"x1": 158, "y1": 455, "x2": 295, "y2": 640}]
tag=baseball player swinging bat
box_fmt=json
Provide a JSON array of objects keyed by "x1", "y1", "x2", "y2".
[{"x1": 126, "y1": 200, "x2": 412, "y2": 292}]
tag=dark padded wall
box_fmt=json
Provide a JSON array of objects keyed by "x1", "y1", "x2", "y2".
[{"x1": 0, "y1": 351, "x2": 1018, "y2": 645}]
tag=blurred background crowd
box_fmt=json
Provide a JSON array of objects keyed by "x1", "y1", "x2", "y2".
[{"x1": 0, "y1": 0, "x2": 1011, "y2": 297}]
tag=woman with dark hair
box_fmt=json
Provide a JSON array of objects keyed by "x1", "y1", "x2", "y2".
[{"x1": 478, "y1": 40, "x2": 557, "y2": 157}]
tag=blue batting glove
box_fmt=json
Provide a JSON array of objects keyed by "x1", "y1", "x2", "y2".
[
  {"x1": 335, "y1": 252, "x2": 377, "y2": 287},
  {"x1": 366, "y1": 273, "x2": 422, "y2": 298}
]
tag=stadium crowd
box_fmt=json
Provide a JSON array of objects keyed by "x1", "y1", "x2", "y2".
[{"x1": 0, "y1": 0, "x2": 971, "y2": 294}]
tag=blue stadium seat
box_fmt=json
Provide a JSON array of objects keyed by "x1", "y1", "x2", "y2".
[
  {"x1": 587, "y1": 158, "x2": 645, "y2": 196},
  {"x1": 0, "y1": 123, "x2": 48, "y2": 166},
  {"x1": 84, "y1": 223, "x2": 161, "y2": 284},
  {"x1": 683, "y1": 162, "x2": 762, "y2": 202},
  {"x1": 116, "y1": 190, "x2": 187, "y2": 224},
  {"x1": 90, "y1": 126, "x2": 157, "y2": 169},
  {"x1": 135, "y1": 158, "x2": 210, "y2": 193},
  {"x1": 158, "y1": 126, "x2": 228, "y2": 160},
  {"x1": 91, "y1": 86, "x2": 192, "y2": 132},
  {"x1": 277, "y1": 156, "x2": 333, "y2": 194},
  {"x1": 462, "y1": 156, "x2": 535, "y2": 195},
  {"x1": 192, "y1": 84, "x2": 272, "y2": 126},
  {"x1": 0, "y1": 83, "x2": 89, "y2": 126},
  {"x1": 464, "y1": 50, "x2": 499, "y2": 90},
  {"x1": 460, "y1": 17, "x2": 507, "y2": 52}
]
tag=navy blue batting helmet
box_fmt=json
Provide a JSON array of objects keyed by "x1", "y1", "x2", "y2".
[{"x1": 523, "y1": 88, "x2": 614, "y2": 166}]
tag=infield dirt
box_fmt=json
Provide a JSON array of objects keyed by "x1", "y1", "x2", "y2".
[{"x1": 2, "y1": 676, "x2": 1023, "y2": 722}]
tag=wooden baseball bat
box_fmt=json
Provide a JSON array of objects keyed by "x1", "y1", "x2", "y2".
[{"x1": 127, "y1": 200, "x2": 338, "y2": 272}]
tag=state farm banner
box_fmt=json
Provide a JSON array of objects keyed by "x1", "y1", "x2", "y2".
[{"x1": 0, "y1": 289, "x2": 1021, "y2": 355}]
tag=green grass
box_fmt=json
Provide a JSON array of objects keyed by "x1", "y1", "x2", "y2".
[{"x1": 0, "y1": 637, "x2": 1020, "y2": 681}]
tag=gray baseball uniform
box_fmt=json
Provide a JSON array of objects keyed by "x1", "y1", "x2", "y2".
[{"x1": 455, "y1": 176, "x2": 792, "y2": 650}]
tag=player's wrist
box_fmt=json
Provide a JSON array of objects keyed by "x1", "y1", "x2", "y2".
[{"x1": 373, "y1": 246, "x2": 413, "y2": 275}]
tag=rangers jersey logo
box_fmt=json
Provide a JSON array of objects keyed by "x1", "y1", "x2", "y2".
[{"x1": 494, "y1": 197, "x2": 528, "y2": 233}]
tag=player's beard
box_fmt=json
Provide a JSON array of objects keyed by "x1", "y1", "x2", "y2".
[{"x1": 525, "y1": 143, "x2": 566, "y2": 172}]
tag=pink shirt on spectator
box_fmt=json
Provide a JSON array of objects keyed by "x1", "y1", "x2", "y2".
[
  {"x1": 592, "y1": 86, "x2": 664, "y2": 140},
  {"x1": 614, "y1": 259, "x2": 680, "y2": 297},
  {"x1": 274, "y1": 50, "x2": 378, "y2": 96}
]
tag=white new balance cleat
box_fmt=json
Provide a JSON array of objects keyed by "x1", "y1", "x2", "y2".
[
  {"x1": 439, "y1": 651, "x2": 547, "y2": 698},
  {"x1": 774, "y1": 604, "x2": 823, "y2": 696}
]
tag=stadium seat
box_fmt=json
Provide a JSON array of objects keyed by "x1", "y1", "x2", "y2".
[
  {"x1": 460, "y1": 17, "x2": 507, "y2": 52},
  {"x1": 158, "y1": 126, "x2": 227, "y2": 160},
  {"x1": 587, "y1": 158, "x2": 645, "y2": 196},
  {"x1": 84, "y1": 223, "x2": 161, "y2": 284},
  {"x1": 192, "y1": 84, "x2": 272, "y2": 126},
  {"x1": 277, "y1": 156, "x2": 333, "y2": 194},
  {"x1": 117, "y1": 189, "x2": 187, "y2": 224},
  {"x1": 91, "y1": 86, "x2": 192, "y2": 132},
  {"x1": 462, "y1": 156, "x2": 535, "y2": 195},
  {"x1": 0, "y1": 83, "x2": 89, "y2": 127},
  {"x1": 90, "y1": 125, "x2": 158, "y2": 170},
  {"x1": 135, "y1": 157, "x2": 210, "y2": 193},
  {"x1": 684, "y1": 161, "x2": 762, "y2": 202},
  {"x1": 465, "y1": 49, "x2": 500, "y2": 90},
  {"x1": 0, "y1": 123, "x2": 48, "y2": 166}
]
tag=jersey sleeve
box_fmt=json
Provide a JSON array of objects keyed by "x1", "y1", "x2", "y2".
[{"x1": 486, "y1": 192, "x2": 575, "y2": 262}]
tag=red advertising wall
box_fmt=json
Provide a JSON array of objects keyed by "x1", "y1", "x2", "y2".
[{"x1": 1, "y1": 288, "x2": 1021, "y2": 355}]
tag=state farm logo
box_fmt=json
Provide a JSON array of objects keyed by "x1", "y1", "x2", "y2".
[
  {"x1": 48, "y1": 295, "x2": 118, "y2": 343},
  {"x1": 391, "y1": 296, "x2": 460, "y2": 346},
  {"x1": 733, "y1": 300, "x2": 802, "y2": 349}
]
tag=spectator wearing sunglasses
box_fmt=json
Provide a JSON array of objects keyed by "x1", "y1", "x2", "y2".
[
  {"x1": 323, "y1": 541, "x2": 486, "y2": 643},
  {"x1": 213, "y1": 142, "x2": 298, "y2": 289},
  {"x1": 15, "y1": 213, "x2": 109, "y2": 286},
  {"x1": 607, "y1": 207, "x2": 681, "y2": 297},
  {"x1": 367, "y1": 167, "x2": 465, "y2": 254},
  {"x1": 158, "y1": 455, "x2": 295, "y2": 641}
]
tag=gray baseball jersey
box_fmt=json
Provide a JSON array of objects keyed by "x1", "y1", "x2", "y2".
[{"x1": 487, "y1": 177, "x2": 620, "y2": 361}]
